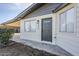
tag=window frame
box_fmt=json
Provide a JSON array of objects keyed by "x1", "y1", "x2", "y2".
[
  {"x1": 59, "y1": 7, "x2": 75, "y2": 33},
  {"x1": 24, "y1": 20, "x2": 37, "y2": 32}
]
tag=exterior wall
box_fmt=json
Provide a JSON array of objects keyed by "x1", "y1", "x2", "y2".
[
  {"x1": 56, "y1": 4, "x2": 79, "y2": 55},
  {"x1": 20, "y1": 4, "x2": 59, "y2": 45},
  {"x1": 20, "y1": 3, "x2": 79, "y2": 55},
  {"x1": 20, "y1": 14, "x2": 56, "y2": 45}
]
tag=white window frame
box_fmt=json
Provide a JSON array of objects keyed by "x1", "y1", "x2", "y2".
[
  {"x1": 24, "y1": 20, "x2": 37, "y2": 32},
  {"x1": 59, "y1": 7, "x2": 75, "y2": 33}
]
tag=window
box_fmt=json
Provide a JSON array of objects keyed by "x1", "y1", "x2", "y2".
[
  {"x1": 60, "y1": 8, "x2": 75, "y2": 33},
  {"x1": 66, "y1": 8, "x2": 74, "y2": 32},
  {"x1": 25, "y1": 21, "x2": 30, "y2": 31},
  {"x1": 24, "y1": 20, "x2": 37, "y2": 32},
  {"x1": 30, "y1": 21, "x2": 37, "y2": 32},
  {"x1": 60, "y1": 12, "x2": 66, "y2": 32}
]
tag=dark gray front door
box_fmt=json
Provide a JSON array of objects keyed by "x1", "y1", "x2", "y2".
[{"x1": 41, "y1": 18, "x2": 52, "y2": 42}]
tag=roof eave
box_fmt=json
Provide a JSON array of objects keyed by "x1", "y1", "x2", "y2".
[
  {"x1": 52, "y1": 3, "x2": 70, "y2": 13},
  {"x1": 2, "y1": 3, "x2": 45, "y2": 25}
]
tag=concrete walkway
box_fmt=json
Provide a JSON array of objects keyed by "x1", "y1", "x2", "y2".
[{"x1": 11, "y1": 33, "x2": 72, "y2": 56}]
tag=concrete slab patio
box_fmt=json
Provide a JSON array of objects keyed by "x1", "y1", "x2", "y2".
[
  {"x1": 11, "y1": 33, "x2": 72, "y2": 56},
  {"x1": 0, "y1": 41, "x2": 55, "y2": 56}
]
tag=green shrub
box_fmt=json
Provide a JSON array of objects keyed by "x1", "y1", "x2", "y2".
[{"x1": 0, "y1": 29, "x2": 14, "y2": 45}]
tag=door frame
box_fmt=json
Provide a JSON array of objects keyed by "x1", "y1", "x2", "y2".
[{"x1": 41, "y1": 17, "x2": 52, "y2": 43}]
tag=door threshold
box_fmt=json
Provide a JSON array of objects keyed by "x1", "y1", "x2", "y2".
[{"x1": 41, "y1": 40, "x2": 55, "y2": 45}]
